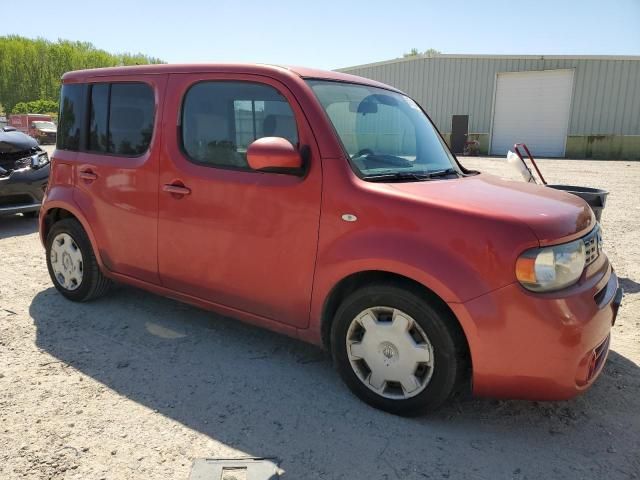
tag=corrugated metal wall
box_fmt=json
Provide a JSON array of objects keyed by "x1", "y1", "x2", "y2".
[{"x1": 339, "y1": 56, "x2": 640, "y2": 136}]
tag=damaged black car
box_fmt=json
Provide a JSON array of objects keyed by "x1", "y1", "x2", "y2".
[{"x1": 0, "y1": 126, "x2": 50, "y2": 217}]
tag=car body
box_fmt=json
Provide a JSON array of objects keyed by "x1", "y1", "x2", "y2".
[
  {"x1": 39, "y1": 64, "x2": 622, "y2": 414},
  {"x1": 9, "y1": 114, "x2": 57, "y2": 144},
  {"x1": 31, "y1": 120, "x2": 57, "y2": 145},
  {"x1": 0, "y1": 127, "x2": 50, "y2": 216}
]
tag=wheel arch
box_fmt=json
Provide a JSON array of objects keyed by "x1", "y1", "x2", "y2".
[
  {"x1": 320, "y1": 270, "x2": 471, "y2": 379},
  {"x1": 42, "y1": 207, "x2": 76, "y2": 238},
  {"x1": 40, "y1": 203, "x2": 105, "y2": 271}
]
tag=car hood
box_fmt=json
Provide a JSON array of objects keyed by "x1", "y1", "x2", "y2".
[
  {"x1": 0, "y1": 130, "x2": 38, "y2": 153},
  {"x1": 37, "y1": 128, "x2": 56, "y2": 133},
  {"x1": 386, "y1": 173, "x2": 594, "y2": 243}
]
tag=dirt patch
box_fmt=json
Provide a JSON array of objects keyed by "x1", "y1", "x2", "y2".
[{"x1": 1, "y1": 154, "x2": 639, "y2": 479}]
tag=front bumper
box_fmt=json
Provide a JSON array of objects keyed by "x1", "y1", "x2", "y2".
[
  {"x1": 450, "y1": 256, "x2": 621, "y2": 400},
  {"x1": 0, "y1": 164, "x2": 49, "y2": 216}
]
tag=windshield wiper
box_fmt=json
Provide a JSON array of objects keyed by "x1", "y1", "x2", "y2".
[
  {"x1": 424, "y1": 168, "x2": 458, "y2": 178},
  {"x1": 353, "y1": 153, "x2": 413, "y2": 167},
  {"x1": 363, "y1": 168, "x2": 459, "y2": 182}
]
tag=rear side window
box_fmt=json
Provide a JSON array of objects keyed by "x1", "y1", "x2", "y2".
[
  {"x1": 181, "y1": 81, "x2": 298, "y2": 169},
  {"x1": 110, "y1": 84, "x2": 154, "y2": 155},
  {"x1": 58, "y1": 84, "x2": 85, "y2": 151},
  {"x1": 88, "y1": 82, "x2": 155, "y2": 156}
]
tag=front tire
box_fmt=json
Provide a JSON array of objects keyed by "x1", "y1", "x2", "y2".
[
  {"x1": 331, "y1": 283, "x2": 467, "y2": 415},
  {"x1": 46, "y1": 218, "x2": 112, "y2": 302}
]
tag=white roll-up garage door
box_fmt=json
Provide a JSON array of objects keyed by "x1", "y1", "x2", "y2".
[{"x1": 490, "y1": 69, "x2": 574, "y2": 157}]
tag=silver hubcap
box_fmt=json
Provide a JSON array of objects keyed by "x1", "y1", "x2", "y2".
[
  {"x1": 346, "y1": 307, "x2": 434, "y2": 399},
  {"x1": 50, "y1": 233, "x2": 83, "y2": 291}
]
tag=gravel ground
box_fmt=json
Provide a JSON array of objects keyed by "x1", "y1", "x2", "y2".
[{"x1": 1, "y1": 151, "x2": 639, "y2": 479}]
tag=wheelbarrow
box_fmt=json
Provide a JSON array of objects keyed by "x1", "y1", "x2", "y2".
[{"x1": 507, "y1": 143, "x2": 608, "y2": 222}]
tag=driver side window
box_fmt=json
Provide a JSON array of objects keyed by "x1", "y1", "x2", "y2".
[{"x1": 182, "y1": 81, "x2": 298, "y2": 170}]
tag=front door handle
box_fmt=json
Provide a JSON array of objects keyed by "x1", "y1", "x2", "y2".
[
  {"x1": 162, "y1": 183, "x2": 191, "y2": 196},
  {"x1": 79, "y1": 169, "x2": 98, "y2": 182}
]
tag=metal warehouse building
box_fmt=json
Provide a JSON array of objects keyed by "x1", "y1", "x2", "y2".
[{"x1": 338, "y1": 55, "x2": 640, "y2": 159}]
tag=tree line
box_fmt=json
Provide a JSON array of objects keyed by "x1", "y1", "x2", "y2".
[
  {"x1": 0, "y1": 35, "x2": 164, "y2": 115},
  {"x1": 403, "y1": 48, "x2": 441, "y2": 58}
]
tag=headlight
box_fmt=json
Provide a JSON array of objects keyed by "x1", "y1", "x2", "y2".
[
  {"x1": 516, "y1": 239, "x2": 586, "y2": 292},
  {"x1": 30, "y1": 152, "x2": 49, "y2": 169}
]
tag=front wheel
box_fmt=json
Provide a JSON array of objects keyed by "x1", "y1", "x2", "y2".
[
  {"x1": 46, "y1": 218, "x2": 112, "y2": 302},
  {"x1": 331, "y1": 284, "x2": 467, "y2": 415}
]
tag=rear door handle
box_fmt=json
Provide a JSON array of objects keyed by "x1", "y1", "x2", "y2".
[
  {"x1": 162, "y1": 184, "x2": 191, "y2": 196},
  {"x1": 79, "y1": 169, "x2": 98, "y2": 181}
]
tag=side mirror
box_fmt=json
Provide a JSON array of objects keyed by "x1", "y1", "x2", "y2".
[{"x1": 247, "y1": 137, "x2": 302, "y2": 174}]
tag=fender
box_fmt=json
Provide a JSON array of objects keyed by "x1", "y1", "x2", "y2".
[
  {"x1": 303, "y1": 198, "x2": 541, "y2": 345},
  {"x1": 39, "y1": 186, "x2": 106, "y2": 272},
  {"x1": 306, "y1": 230, "x2": 487, "y2": 344},
  {"x1": 316, "y1": 231, "x2": 475, "y2": 303}
]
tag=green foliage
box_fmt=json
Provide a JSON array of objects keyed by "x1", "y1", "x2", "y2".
[
  {"x1": 0, "y1": 35, "x2": 164, "y2": 113},
  {"x1": 402, "y1": 48, "x2": 441, "y2": 58},
  {"x1": 403, "y1": 48, "x2": 421, "y2": 58},
  {"x1": 12, "y1": 99, "x2": 59, "y2": 114}
]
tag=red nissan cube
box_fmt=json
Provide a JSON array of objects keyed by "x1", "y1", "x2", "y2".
[{"x1": 40, "y1": 64, "x2": 622, "y2": 414}]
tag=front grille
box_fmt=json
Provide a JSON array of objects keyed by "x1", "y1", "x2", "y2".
[
  {"x1": 583, "y1": 225, "x2": 602, "y2": 266},
  {"x1": 0, "y1": 147, "x2": 39, "y2": 171},
  {"x1": 0, "y1": 194, "x2": 34, "y2": 207}
]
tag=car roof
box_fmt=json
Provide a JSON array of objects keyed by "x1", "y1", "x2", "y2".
[{"x1": 61, "y1": 63, "x2": 402, "y2": 93}]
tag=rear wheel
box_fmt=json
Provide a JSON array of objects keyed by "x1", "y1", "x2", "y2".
[
  {"x1": 331, "y1": 283, "x2": 466, "y2": 415},
  {"x1": 46, "y1": 218, "x2": 111, "y2": 301}
]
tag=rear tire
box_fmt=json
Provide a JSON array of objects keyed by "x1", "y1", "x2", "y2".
[
  {"x1": 46, "y1": 218, "x2": 112, "y2": 302},
  {"x1": 331, "y1": 283, "x2": 466, "y2": 415}
]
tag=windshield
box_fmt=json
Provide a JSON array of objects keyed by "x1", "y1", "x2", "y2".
[
  {"x1": 307, "y1": 80, "x2": 459, "y2": 179},
  {"x1": 33, "y1": 121, "x2": 56, "y2": 129}
]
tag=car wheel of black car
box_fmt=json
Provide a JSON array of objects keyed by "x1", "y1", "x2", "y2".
[
  {"x1": 46, "y1": 218, "x2": 112, "y2": 301},
  {"x1": 331, "y1": 283, "x2": 467, "y2": 415}
]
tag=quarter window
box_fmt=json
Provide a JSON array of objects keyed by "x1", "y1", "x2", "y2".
[
  {"x1": 58, "y1": 84, "x2": 85, "y2": 151},
  {"x1": 87, "y1": 82, "x2": 155, "y2": 156},
  {"x1": 181, "y1": 82, "x2": 298, "y2": 169}
]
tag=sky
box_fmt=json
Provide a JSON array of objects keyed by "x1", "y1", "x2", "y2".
[{"x1": 3, "y1": 0, "x2": 639, "y2": 70}]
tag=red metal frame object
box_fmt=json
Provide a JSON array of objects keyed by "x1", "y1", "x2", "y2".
[{"x1": 514, "y1": 143, "x2": 547, "y2": 185}]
